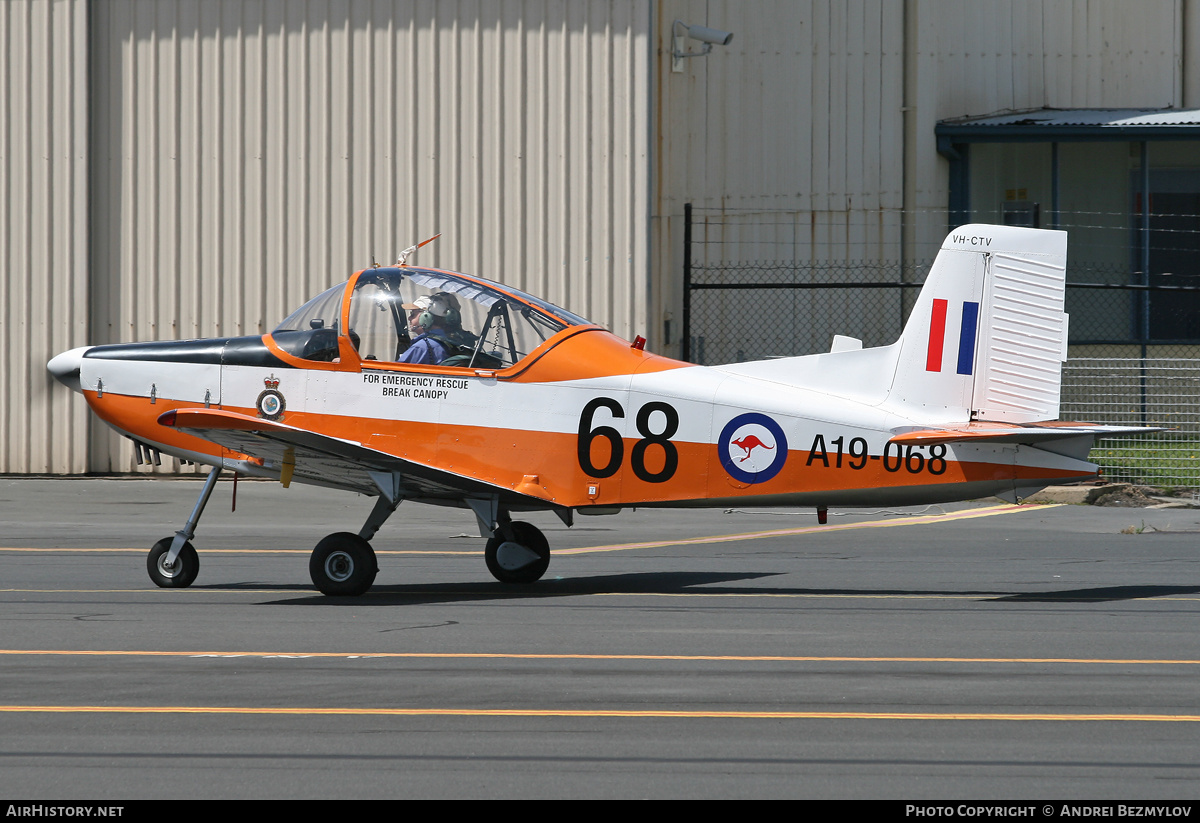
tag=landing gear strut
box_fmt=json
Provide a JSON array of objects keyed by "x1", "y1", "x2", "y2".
[
  {"x1": 145, "y1": 474, "x2": 554, "y2": 595},
  {"x1": 146, "y1": 466, "x2": 221, "y2": 588}
]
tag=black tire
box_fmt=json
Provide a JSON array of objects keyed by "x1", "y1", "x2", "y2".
[
  {"x1": 484, "y1": 521, "x2": 550, "y2": 584},
  {"x1": 309, "y1": 532, "x2": 378, "y2": 596},
  {"x1": 147, "y1": 537, "x2": 200, "y2": 588}
]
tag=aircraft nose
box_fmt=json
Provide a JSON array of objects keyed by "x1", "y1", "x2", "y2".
[{"x1": 47, "y1": 346, "x2": 91, "y2": 392}]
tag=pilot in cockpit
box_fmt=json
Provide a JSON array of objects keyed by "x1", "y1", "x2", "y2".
[
  {"x1": 398, "y1": 293, "x2": 456, "y2": 364},
  {"x1": 398, "y1": 292, "x2": 478, "y2": 365}
]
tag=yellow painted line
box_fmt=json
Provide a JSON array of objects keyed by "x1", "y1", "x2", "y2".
[
  {"x1": 555, "y1": 503, "x2": 1058, "y2": 555},
  {"x1": 0, "y1": 705, "x2": 1194, "y2": 721},
  {"x1": 0, "y1": 649, "x2": 1197, "y2": 665},
  {"x1": 0, "y1": 503, "x2": 1059, "y2": 558}
]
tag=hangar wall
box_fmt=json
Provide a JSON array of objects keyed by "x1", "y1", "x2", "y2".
[
  {"x1": 651, "y1": 0, "x2": 1191, "y2": 359},
  {"x1": 1, "y1": 0, "x2": 90, "y2": 474},
  {"x1": 4, "y1": 0, "x2": 1195, "y2": 474},
  {"x1": 15, "y1": 0, "x2": 653, "y2": 473}
]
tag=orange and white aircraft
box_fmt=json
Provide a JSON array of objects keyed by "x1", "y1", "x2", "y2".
[{"x1": 48, "y1": 224, "x2": 1142, "y2": 596}]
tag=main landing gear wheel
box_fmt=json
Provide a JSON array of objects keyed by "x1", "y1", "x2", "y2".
[
  {"x1": 309, "y1": 532, "x2": 378, "y2": 596},
  {"x1": 147, "y1": 537, "x2": 200, "y2": 588},
  {"x1": 485, "y1": 521, "x2": 550, "y2": 584}
]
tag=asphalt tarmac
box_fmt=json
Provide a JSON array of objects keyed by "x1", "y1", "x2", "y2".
[{"x1": 1, "y1": 477, "x2": 1199, "y2": 799}]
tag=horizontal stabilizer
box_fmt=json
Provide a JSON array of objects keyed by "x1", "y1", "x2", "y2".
[{"x1": 890, "y1": 421, "x2": 1161, "y2": 447}]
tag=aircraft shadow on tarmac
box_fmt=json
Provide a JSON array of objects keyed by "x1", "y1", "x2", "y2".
[
  {"x1": 196, "y1": 572, "x2": 1200, "y2": 606},
  {"x1": 988, "y1": 584, "x2": 1200, "y2": 603},
  {"x1": 254, "y1": 571, "x2": 785, "y2": 605}
]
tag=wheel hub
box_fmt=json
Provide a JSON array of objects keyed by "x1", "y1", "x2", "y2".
[
  {"x1": 495, "y1": 541, "x2": 539, "y2": 571},
  {"x1": 324, "y1": 551, "x2": 354, "y2": 582}
]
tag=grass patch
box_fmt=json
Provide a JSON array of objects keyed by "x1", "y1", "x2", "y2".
[{"x1": 1091, "y1": 437, "x2": 1200, "y2": 488}]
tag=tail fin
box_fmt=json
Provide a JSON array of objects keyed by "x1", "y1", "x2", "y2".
[
  {"x1": 714, "y1": 224, "x2": 1069, "y2": 425},
  {"x1": 886, "y1": 224, "x2": 1068, "y2": 424}
]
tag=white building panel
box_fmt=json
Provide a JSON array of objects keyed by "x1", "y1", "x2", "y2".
[
  {"x1": 84, "y1": 0, "x2": 652, "y2": 471},
  {"x1": 9, "y1": 0, "x2": 1198, "y2": 473},
  {"x1": 0, "y1": 0, "x2": 90, "y2": 473}
]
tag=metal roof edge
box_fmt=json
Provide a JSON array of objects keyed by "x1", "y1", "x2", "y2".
[{"x1": 936, "y1": 108, "x2": 1200, "y2": 145}]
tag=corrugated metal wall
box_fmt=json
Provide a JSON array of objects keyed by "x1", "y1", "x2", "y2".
[
  {"x1": 904, "y1": 0, "x2": 1186, "y2": 266},
  {"x1": 5, "y1": 0, "x2": 1195, "y2": 473},
  {"x1": 656, "y1": 1, "x2": 906, "y2": 251},
  {"x1": 1, "y1": 0, "x2": 90, "y2": 474},
  {"x1": 82, "y1": 0, "x2": 652, "y2": 471},
  {"x1": 652, "y1": 0, "x2": 1190, "y2": 359},
  {"x1": 652, "y1": 0, "x2": 907, "y2": 359}
]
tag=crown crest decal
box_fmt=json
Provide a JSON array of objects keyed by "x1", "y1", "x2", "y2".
[{"x1": 264, "y1": 374, "x2": 280, "y2": 390}]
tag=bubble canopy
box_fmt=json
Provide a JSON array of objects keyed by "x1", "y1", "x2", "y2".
[{"x1": 273, "y1": 267, "x2": 590, "y2": 368}]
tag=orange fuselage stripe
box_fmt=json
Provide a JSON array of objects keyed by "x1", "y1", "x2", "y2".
[{"x1": 86, "y1": 389, "x2": 1089, "y2": 509}]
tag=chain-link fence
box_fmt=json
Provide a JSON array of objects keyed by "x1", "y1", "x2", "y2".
[
  {"x1": 684, "y1": 266, "x2": 926, "y2": 365},
  {"x1": 1060, "y1": 359, "x2": 1200, "y2": 488},
  {"x1": 686, "y1": 265, "x2": 1200, "y2": 364},
  {"x1": 682, "y1": 206, "x2": 1200, "y2": 488}
]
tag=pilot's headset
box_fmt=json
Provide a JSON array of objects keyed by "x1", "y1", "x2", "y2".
[{"x1": 416, "y1": 294, "x2": 451, "y2": 331}]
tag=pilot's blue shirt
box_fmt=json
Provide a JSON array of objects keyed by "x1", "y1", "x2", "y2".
[{"x1": 397, "y1": 331, "x2": 451, "y2": 365}]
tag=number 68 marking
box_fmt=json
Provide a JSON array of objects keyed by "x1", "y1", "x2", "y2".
[{"x1": 577, "y1": 398, "x2": 679, "y2": 483}]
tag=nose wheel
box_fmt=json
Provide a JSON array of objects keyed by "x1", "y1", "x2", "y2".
[
  {"x1": 147, "y1": 537, "x2": 200, "y2": 588},
  {"x1": 485, "y1": 521, "x2": 550, "y2": 584},
  {"x1": 145, "y1": 466, "x2": 222, "y2": 589},
  {"x1": 309, "y1": 532, "x2": 378, "y2": 596}
]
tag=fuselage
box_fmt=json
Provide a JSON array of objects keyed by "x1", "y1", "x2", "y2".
[
  {"x1": 42, "y1": 228, "x2": 1126, "y2": 596},
  {"x1": 51, "y1": 301, "x2": 1096, "y2": 511}
]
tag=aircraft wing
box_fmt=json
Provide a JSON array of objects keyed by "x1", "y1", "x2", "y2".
[
  {"x1": 158, "y1": 408, "x2": 547, "y2": 505},
  {"x1": 889, "y1": 421, "x2": 1163, "y2": 446}
]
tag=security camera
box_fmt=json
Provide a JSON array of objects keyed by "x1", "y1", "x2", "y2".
[
  {"x1": 671, "y1": 20, "x2": 735, "y2": 72},
  {"x1": 684, "y1": 24, "x2": 733, "y2": 46}
]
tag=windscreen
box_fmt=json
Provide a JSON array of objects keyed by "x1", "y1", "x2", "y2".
[
  {"x1": 274, "y1": 284, "x2": 345, "y2": 334},
  {"x1": 345, "y1": 268, "x2": 575, "y2": 368},
  {"x1": 271, "y1": 269, "x2": 588, "y2": 367}
]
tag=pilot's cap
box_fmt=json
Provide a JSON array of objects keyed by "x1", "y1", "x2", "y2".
[{"x1": 403, "y1": 293, "x2": 457, "y2": 317}]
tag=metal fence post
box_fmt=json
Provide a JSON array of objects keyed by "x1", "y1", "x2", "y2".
[{"x1": 682, "y1": 203, "x2": 693, "y2": 363}]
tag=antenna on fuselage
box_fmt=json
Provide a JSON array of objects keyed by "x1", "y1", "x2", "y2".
[{"x1": 396, "y1": 233, "x2": 441, "y2": 267}]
